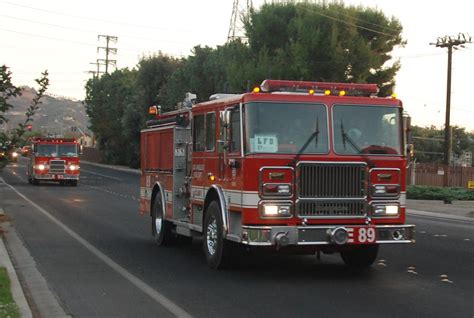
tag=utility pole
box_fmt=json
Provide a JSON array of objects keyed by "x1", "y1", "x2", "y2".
[
  {"x1": 430, "y1": 33, "x2": 472, "y2": 187},
  {"x1": 97, "y1": 35, "x2": 118, "y2": 74},
  {"x1": 228, "y1": 0, "x2": 253, "y2": 42},
  {"x1": 87, "y1": 61, "x2": 103, "y2": 79}
]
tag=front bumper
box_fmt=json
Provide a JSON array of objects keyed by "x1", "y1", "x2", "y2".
[
  {"x1": 241, "y1": 224, "x2": 415, "y2": 246},
  {"x1": 34, "y1": 174, "x2": 79, "y2": 180}
]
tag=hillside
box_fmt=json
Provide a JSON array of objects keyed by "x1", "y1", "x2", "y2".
[{"x1": 1, "y1": 87, "x2": 90, "y2": 136}]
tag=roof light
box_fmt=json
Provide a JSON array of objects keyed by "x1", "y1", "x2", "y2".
[
  {"x1": 253, "y1": 87, "x2": 261, "y2": 93},
  {"x1": 260, "y1": 79, "x2": 379, "y2": 96},
  {"x1": 309, "y1": 89, "x2": 315, "y2": 95},
  {"x1": 339, "y1": 90, "x2": 346, "y2": 96},
  {"x1": 324, "y1": 90, "x2": 331, "y2": 95},
  {"x1": 148, "y1": 105, "x2": 158, "y2": 115},
  {"x1": 391, "y1": 93, "x2": 397, "y2": 99}
]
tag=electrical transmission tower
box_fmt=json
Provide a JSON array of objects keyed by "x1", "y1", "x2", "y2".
[
  {"x1": 228, "y1": 0, "x2": 253, "y2": 42},
  {"x1": 430, "y1": 32, "x2": 472, "y2": 186},
  {"x1": 97, "y1": 35, "x2": 118, "y2": 74}
]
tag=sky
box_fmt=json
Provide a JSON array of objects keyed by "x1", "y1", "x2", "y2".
[{"x1": 1, "y1": 0, "x2": 473, "y2": 131}]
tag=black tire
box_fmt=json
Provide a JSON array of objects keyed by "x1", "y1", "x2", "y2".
[
  {"x1": 203, "y1": 201, "x2": 236, "y2": 269},
  {"x1": 59, "y1": 181, "x2": 65, "y2": 186},
  {"x1": 32, "y1": 178, "x2": 39, "y2": 185},
  {"x1": 151, "y1": 194, "x2": 174, "y2": 246},
  {"x1": 70, "y1": 180, "x2": 78, "y2": 187},
  {"x1": 28, "y1": 177, "x2": 32, "y2": 184},
  {"x1": 340, "y1": 244, "x2": 379, "y2": 268}
]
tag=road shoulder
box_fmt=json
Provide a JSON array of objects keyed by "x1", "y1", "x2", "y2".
[{"x1": 2, "y1": 221, "x2": 71, "y2": 318}]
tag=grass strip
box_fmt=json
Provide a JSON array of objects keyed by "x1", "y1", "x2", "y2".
[{"x1": 0, "y1": 266, "x2": 20, "y2": 318}]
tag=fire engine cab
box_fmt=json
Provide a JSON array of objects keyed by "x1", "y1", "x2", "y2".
[
  {"x1": 140, "y1": 79, "x2": 415, "y2": 269},
  {"x1": 27, "y1": 137, "x2": 81, "y2": 186}
]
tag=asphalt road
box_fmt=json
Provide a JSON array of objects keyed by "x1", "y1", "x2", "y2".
[{"x1": 1, "y1": 158, "x2": 473, "y2": 318}]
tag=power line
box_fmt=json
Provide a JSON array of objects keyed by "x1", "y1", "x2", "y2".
[
  {"x1": 0, "y1": 14, "x2": 199, "y2": 46},
  {"x1": 313, "y1": 3, "x2": 401, "y2": 34},
  {"x1": 0, "y1": 0, "x2": 192, "y2": 33},
  {"x1": 300, "y1": 6, "x2": 400, "y2": 38}
]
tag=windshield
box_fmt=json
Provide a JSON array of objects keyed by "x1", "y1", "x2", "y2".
[
  {"x1": 58, "y1": 145, "x2": 78, "y2": 157},
  {"x1": 333, "y1": 105, "x2": 402, "y2": 155},
  {"x1": 244, "y1": 102, "x2": 328, "y2": 154},
  {"x1": 36, "y1": 144, "x2": 57, "y2": 157},
  {"x1": 36, "y1": 144, "x2": 78, "y2": 157}
]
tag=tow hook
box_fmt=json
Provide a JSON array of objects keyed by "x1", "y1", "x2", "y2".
[{"x1": 274, "y1": 232, "x2": 290, "y2": 248}]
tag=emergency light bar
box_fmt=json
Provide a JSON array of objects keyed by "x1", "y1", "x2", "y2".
[
  {"x1": 260, "y1": 79, "x2": 379, "y2": 96},
  {"x1": 33, "y1": 137, "x2": 77, "y2": 143}
]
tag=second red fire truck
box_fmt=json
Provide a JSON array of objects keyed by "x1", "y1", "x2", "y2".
[
  {"x1": 27, "y1": 137, "x2": 81, "y2": 186},
  {"x1": 140, "y1": 79, "x2": 415, "y2": 269}
]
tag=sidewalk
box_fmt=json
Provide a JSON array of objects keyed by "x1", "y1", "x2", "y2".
[{"x1": 0, "y1": 208, "x2": 32, "y2": 318}]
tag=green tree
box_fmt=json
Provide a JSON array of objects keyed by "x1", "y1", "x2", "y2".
[
  {"x1": 0, "y1": 65, "x2": 21, "y2": 124},
  {"x1": 14, "y1": 71, "x2": 49, "y2": 142},
  {"x1": 84, "y1": 69, "x2": 137, "y2": 165},
  {"x1": 244, "y1": 2, "x2": 404, "y2": 95},
  {"x1": 1, "y1": 66, "x2": 49, "y2": 169},
  {"x1": 411, "y1": 125, "x2": 474, "y2": 163}
]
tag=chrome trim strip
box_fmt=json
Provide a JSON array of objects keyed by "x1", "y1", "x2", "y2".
[{"x1": 210, "y1": 184, "x2": 229, "y2": 235}]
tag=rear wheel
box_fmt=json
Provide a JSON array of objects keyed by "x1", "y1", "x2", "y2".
[
  {"x1": 340, "y1": 244, "x2": 379, "y2": 268},
  {"x1": 70, "y1": 180, "x2": 78, "y2": 186},
  {"x1": 32, "y1": 178, "x2": 39, "y2": 185},
  {"x1": 203, "y1": 201, "x2": 236, "y2": 269},
  {"x1": 151, "y1": 194, "x2": 174, "y2": 246}
]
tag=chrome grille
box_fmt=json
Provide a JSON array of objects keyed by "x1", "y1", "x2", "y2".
[
  {"x1": 296, "y1": 200, "x2": 367, "y2": 218},
  {"x1": 49, "y1": 160, "x2": 65, "y2": 173},
  {"x1": 297, "y1": 162, "x2": 367, "y2": 198}
]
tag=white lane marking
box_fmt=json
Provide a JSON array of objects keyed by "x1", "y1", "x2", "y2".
[
  {"x1": 407, "y1": 266, "x2": 418, "y2": 275},
  {"x1": 439, "y1": 274, "x2": 454, "y2": 283},
  {"x1": 0, "y1": 177, "x2": 192, "y2": 318},
  {"x1": 81, "y1": 169, "x2": 122, "y2": 181}
]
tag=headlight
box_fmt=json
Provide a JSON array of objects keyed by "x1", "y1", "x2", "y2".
[
  {"x1": 34, "y1": 164, "x2": 47, "y2": 171},
  {"x1": 11, "y1": 151, "x2": 18, "y2": 158},
  {"x1": 372, "y1": 203, "x2": 399, "y2": 216},
  {"x1": 260, "y1": 202, "x2": 292, "y2": 218},
  {"x1": 262, "y1": 183, "x2": 292, "y2": 196},
  {"x1": 68, "y1": 164, "x2": 80, "y2": 171}
]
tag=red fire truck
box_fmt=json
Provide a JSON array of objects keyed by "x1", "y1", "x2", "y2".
[
  {"x1": 140, "y1": 79, "x2": 415, "y2": 269},
  {"x1": 27, "y1": 137, "x2": 81, "y2": 186}
]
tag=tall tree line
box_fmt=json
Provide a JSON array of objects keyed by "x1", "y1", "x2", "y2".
[{"x1": 85, "y1": 2, "x2": 405, "y2": 167}]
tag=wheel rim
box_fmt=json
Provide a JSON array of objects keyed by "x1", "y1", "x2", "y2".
[
  {"x1": 206, "y1": 216, "x2": 218, "y2": 256},
  {"x1": 154, "y1": 212, "x2": 162, "y2": 236}
]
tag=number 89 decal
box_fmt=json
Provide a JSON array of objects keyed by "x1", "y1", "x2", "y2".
[{"x1": 348, "y1": 227, "x2": 377, "y2": 244}]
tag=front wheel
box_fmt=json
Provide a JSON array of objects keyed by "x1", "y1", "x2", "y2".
[
  {"x1": 203, "y1": 201, "x2": 236, "y2": 269},
  {"x1": 340, "y1": 244, "x2": 379, "y2": 268},
  {"x1": 152, "y1": 195, "x2": 174, "y2": 246}
]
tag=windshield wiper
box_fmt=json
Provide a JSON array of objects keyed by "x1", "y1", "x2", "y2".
[
  {"x1": 290, "y1": 117, "x2": 320, "y2": 166},
  {"x1": 340, "y1": 120, "x2": 362, "y2": 154}
]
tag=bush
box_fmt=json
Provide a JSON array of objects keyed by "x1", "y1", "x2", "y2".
[{"x1": 407, "y1": 185, "x2": 474, "y2": 202}]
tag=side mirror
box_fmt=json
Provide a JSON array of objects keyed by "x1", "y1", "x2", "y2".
[{"x1": 406, "y1": 143, "x2": 414, "y2": 160}]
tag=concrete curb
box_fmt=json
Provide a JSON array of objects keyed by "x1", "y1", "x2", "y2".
[
  {"x1": 81, "y1": 160, "x2": 141, "y2": 175},
  {"x1": 0, "y1": 209, "x2": 33, "y2": 318},
  {"x1": 407, "y1": 209, "x2": 474, "y2": 222}
]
